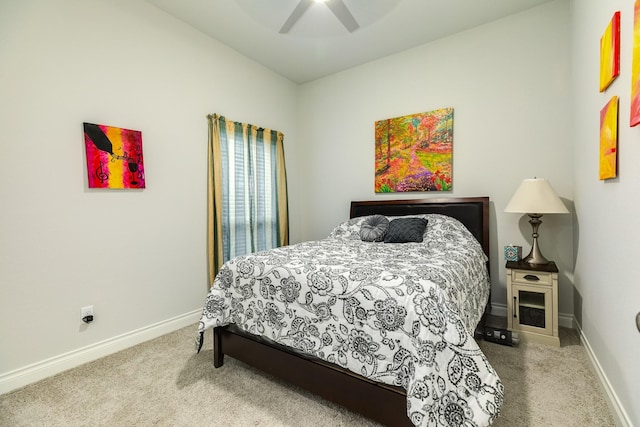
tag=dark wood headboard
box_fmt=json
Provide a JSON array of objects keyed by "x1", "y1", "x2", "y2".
[{"x1": 350, "y1": 197, "x2": 490, "y2": 259}]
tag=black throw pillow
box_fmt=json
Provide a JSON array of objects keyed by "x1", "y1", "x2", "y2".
[{"x1": 384, "y1": 217, "x2": 428, "y2": 243}]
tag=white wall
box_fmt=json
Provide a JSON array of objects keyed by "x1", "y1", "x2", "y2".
[
  {"x1": 0, "y1": 0, "x2": 300, "y2": 390},
  {"x1": 298, "y1": 1, "x2": 574, "y2": 318},
  {"x1": 571, "y1": 0, "x2": 640, "y2": 425}
]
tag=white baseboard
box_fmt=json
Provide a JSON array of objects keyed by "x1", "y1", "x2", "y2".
[
  {"x1": 490, "y1": 302, "x2": 574, "y2": 329},
  {"x1": 0, "y1": 309, "x2": 201, "y2": 396},
  {"x1": 577, "y1": 324, "x2": 632, "y2": 427}
]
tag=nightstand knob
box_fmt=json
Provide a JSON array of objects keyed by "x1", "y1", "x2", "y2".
[{"x1": 523, "y1": 274, "x2": 540, "y2": 281}]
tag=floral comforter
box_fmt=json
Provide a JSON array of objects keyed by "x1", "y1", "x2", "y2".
[{"x1": 196, "y1": 214, "x2": 503, "y2": 426}]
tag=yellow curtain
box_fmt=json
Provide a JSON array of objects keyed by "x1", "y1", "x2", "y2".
[{"x1": 207, "y1": 114, "x2": 289, "y2": 286}]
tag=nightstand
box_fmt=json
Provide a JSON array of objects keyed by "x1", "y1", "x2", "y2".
[{"x1": 506, "y1": 261, "x2": 560, "y2": 346}]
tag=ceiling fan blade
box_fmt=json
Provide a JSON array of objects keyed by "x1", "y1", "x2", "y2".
[
  {"x1": 325, "y1": 0, "x2": 359, "y2": 33},
  {"x1": 279, "y1": 0, "x2": 314, "y2": 34}
]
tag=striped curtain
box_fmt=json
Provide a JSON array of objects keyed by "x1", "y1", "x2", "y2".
[{"x1": 207, "y1": 114, "x2": 289, "y2": 285}]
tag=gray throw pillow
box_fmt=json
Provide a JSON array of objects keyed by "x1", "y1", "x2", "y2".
[
  {"x1": 359, "y1": 215, "x2": 390, "y2": 242},
  {"x1": 384, "y1": 217, "x2": 428, "y2": 243}
]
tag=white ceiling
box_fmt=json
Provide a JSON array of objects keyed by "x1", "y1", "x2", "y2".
[{"x1": 146, "y1": 0, "x2": 554, "y2": 83}]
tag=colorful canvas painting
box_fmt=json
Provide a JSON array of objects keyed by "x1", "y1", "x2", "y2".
[
  {"x1": 631, "y1": 2, "x2": 640, "y2": 126},
  {"x1": 599, "y1": 11, "x2": 620, "y2": 92},
  {"x1": 375, "y1": 108, "x2": 453, "y2": 192},
  {"x1": 84, "y1": 122, "x2": 145, "y2": 189},
  {"x1": 599, "y1": 96, "x2": 618, "y2": 180}
]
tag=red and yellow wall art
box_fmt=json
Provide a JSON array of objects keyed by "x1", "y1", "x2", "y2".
[
  {"x1": 599, "y1": 96, "x2": 618, "y2": 180},
  {"x1": 375, "y1": 108, "x2": 453, "y2": 193},
  {"x1": 83, "y1": 122, "x2": 145, "y2": 189},
  {"x1": 599, "y1": 11, "x2": 620, "y2": 93},
  {"x1": 631, "y1": 2, "x2": 640, "y2": 126}
]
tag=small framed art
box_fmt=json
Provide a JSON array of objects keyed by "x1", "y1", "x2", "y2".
[
  {"x1": 631, "y1": 2, "x2": 640, "y2": 126},
  {"x1": 599, "y1": 11, "x2": 620, "y2": 93},
  {"x1": 83, "y1": 122, "x2": 145, "y2": 189},
  {"x1": 599, "y1": 96, "x2": 618, "y2": 180}
]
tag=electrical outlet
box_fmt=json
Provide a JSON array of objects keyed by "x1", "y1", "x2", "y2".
[{"x1": 81, "y1": 305, "x2": 94, "y2": 323}]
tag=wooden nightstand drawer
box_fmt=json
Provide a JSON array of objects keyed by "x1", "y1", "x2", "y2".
[{"x1": 512, "y1": 270, "x2": 553, "y2": 286}]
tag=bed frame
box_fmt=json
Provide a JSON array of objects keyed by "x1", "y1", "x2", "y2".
[{"x1": 212, "y1": 197, "x2": 490, "y2": 426}]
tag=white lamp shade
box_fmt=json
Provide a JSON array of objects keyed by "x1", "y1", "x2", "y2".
[{"x1": 504, "y1": 178, "x2": 569, "y2": 214}]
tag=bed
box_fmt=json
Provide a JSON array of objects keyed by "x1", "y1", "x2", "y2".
[{"x1": 196, "y1": 197, "x2": 503, "y2": 426}]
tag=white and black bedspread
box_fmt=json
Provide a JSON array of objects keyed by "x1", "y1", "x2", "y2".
[{"x1": 196, "y1": 214, "x2": 503, "y2": 426}]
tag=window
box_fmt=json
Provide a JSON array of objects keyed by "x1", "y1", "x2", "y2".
[{"x1": 207, "y1": 114, "x2": 289, "y2": 282}]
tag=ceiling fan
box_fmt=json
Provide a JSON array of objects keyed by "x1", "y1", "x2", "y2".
[{"x1": 279, "y1": 0, "x2": 360, "y2": 34}]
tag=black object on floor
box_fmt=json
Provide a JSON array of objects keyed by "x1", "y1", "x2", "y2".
[{"x1": 482, "y1": 326, "x2": 519, "y2": 346}]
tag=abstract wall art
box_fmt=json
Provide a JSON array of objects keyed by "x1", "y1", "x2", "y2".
[
  {"x1": 83, "y1": 122, "x2": 145, "y2": 189},
  {"x1": 599, "y1": 96, "x2": 618, "y2": 180},
  {"x1": 631, "y1": 2, "x2": 640, "y2": 126},
  {"x1": 375, "y1": 108, "x2": 453, "y2": 193},
  {"x1": 599, "y1": 11, "x2": 620, "y2": 92}
]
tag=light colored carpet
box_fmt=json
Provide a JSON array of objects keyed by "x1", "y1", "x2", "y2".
[
  {"x1": 478, "y1": 326, "x2": 615, "y2": 427},
  {"x1": 0, "y1": 323, "x2": 616, "y2": 426}
]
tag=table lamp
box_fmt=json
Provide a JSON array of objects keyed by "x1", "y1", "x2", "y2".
[{"x1": 504, "y1": 178, "x2": 568, "y2": 265}]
